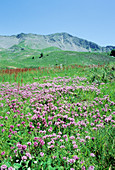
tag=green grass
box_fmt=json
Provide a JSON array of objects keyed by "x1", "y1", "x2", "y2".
[{"x1": 0, "y1": 47, "x2": 114, "y2": 69}]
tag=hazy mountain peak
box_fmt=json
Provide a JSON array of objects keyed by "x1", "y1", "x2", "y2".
[
  {"x1": 0, "y1": 32, "x2": 115, "y2": 52},
  {"x1": 16, "y1": 33, "x2": 28, "y2": 39}
]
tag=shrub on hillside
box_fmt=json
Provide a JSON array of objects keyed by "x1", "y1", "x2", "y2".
[
  {"x1": 39, "y1": 53, "x2": 43, "y2": 58},
  {"x1": 110, "y1": 49, "x2": 115, "y2": 57}
]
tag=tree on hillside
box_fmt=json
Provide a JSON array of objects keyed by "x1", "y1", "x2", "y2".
[
  {"x1": 21, "y1": 48, "x2": 24, "y2": 50},
  {"x1": 110, "y1": 50, "x2": 115, "y2": 57},
  {"x1": 39, "y1": 53, "x2": 43, "y2": 58}
]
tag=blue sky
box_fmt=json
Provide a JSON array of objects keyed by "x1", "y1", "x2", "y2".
[{"x1": 0, "y1": 0, "x2": 115, "y2": 46}]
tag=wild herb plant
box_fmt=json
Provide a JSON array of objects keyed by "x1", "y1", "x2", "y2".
[{"x1": 0, "y1": 64, "x2": 115, "y2": 170}]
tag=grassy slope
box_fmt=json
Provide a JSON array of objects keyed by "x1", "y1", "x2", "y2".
[{"x1": 0, "y1": 47, "x2": 115, "y2": 68}]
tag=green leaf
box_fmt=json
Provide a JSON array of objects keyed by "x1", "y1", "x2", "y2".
[
  {"x1": 48, "y1": 165, "x2": 53, "y2": 170},
  {"x1": 47, "y1": 158, "x2": 52, "y2": 165},
  {"x1": 40, "y1": 161, "x2": 44, "y2": 165},
  {"x1": 54, "y1": 167, "x2": 64, "y2": 170},
  {"x1": 13, "y1": 163, "x2": 22, "y2": 169},
  {"x1": 5, "y1": 162, "x2": 12, "y2": 168}
]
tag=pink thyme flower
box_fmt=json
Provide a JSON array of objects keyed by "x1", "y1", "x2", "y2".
[
  {"x1": 70, "y1": 136, "x2": 75, "y2": 140},
  {"x1": 14, "y1": 149, "x2": 17, "y2": 153},
  {"x1": 17, "y1": 143, "x2": 22, "y2": 149},
  {"x1": 22, "y1": 145, "x2": 27, "y2": 150},
  {"x1": 52, "y1": 156, "x2": 57, "y2": 159},
  {"x1": 67, "y1": 159, "x2": 75, "y2": 163},
  {"x1": 90, "y1": 153, "x2": 95, "y2": 157},
  {"x1": 72, "y1": 141, "x2": 76, "y2": 144},
  {"x1": 17, "y1": 124, "x2": 20, "y2": 127},
  {"x1": 65, "y1": 138, "x2": 68, "y2": 141},
  {"x1": 105, "y1": 115, "x2": 112, "y2": 122},
  {"x1": 1, "y1": 151, "x2": 5, "y2": 155},
  {"x1": 39, "y1": 139, "x2": 45, "y2": 145},
  {"x1": 1, "y1": 165, "x2": 7, "y2": 170},
  {"x1": 60, "y1": 145, "x2": 65, "y2": 148},
  {"x1": 63, "y1": 134, "x2": 67, "y2": 138},
  {"x1": 58, "y1": 131, "x2": 62, "y2": 135},
  {"x1": 34, "y1": 142, "x2": 38, "y2": 147},
  {"x1": 80, "y1": 161, "x2": 85, "y2": 164},
  {"x1": 8, "y1": 167, "x2": 14, "y2": 170},
  {"x1": 88, "y1": 166, "x2": 95, "y2": 170},
  {"x1": 72, "y1": 155, "x2": 79, "y2": 160},
  {"x1": 22, "y1": 156, "x2": 27, "y2": 161},
  {"x1": 10, "y1": 125, "x2": 14, "y2": 128},
  {"x1": 85, "y1": 136, "x2": 90, "y2": 140},
  {"x1": 49, "y1": 145, "x2": 55, "y2": 148},
  {"x1": 40, "y1": 152, "x2": 44, "y2": 157},
  {"x1": 26, "y1": 152, "x2": 31, "y2": 158},
  {"x1": 27, "y1": 142, "x2": 31, "y2": 145},
  {"x1": 82, "y1": 166, "x2": 86, "y2": 170},
  {"x1": 5, "y1": 116, "x2": 8, "y2": 120},
  {"x1": 34, "y1": 137, "x2": 39, "y2": 140},
  {"x1": 2, "y1": 129, "x2": 5, "y2": 132},
  {"x1": 59, "y1": 139, "x2": 63, "y2": 142},
  {"x1": 73, "y1": 144, "x2": 78, "y2": 149},
  {"x1": 91, "y1": 137, "x2": 95, "y2": 141}
]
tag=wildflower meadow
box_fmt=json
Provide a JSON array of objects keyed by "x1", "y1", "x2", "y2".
[{"x1": 0, "y1": 64, "x2": 115, "y2": 170}]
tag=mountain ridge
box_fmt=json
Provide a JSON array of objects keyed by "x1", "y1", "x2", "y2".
[{"x1": 0, "y1": 32, "x2": 115, "y2": 52}]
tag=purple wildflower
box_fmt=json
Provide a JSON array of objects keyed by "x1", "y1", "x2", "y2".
[
  {"x1": 22, "y1": 156, "x2": 27, "y2": 161},
  {"x1": 22, "y1": 145, "x2": 27, "y2": 150},
  {"x1": 67, "y1": 159, "x2": 75, "y2": 163},
  {"x1": 73, "y1": 144, "x2": 78, "y2": 148},
  {"x1": 1, "y1": 151, "x2": 5, "y2": 155},
  {"x1": 70, "y1": 136, "x2": 75, "y2": 140},
  {"x1": 90, "y1": 153, "x2": 95, "y2": 157},
  {"x1": 8, "y1": 167, "x2": 14, "y2": 170},
  {"x1": 82, "y1": 166, "x2": 86, "y2": 170},
  {"x1": 1, "y1": 165, "x2": 7, "y2": 170},
  {"x1": 60, "y1": 145, "x2": 65, "y2": 148},
  {"x1": 27, "y1": 142, "x2": 31, "y2": 145},
  {"x1": 52, "y1": 156, "x2": 57, "y2": 159},
  {"x1": 26, "y1": 152, "x2": 31, "y2": 158},
  {"x1": 88, "y1": 166, "x2": 95, "y2": 170},
  {"x1": 40, "y1": 152, "x2": 44, "y2": 157},
  {"x1": 34, "y1": 142, "x2": 38, "y2": 147},
  {"x1": 72, "y1": 155, "x2": 79, "y2": 160}
]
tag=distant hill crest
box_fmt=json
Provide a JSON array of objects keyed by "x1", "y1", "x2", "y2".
[{"x1": 0, "y1": 32, "x2": 115, "y2": 52}]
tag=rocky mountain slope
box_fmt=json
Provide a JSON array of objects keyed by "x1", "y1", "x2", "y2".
[{"x1": 0, "y1": 32, "x2": 115, "y2": 52}]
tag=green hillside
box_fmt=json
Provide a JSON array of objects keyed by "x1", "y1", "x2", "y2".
[{"x1": 0, "y1": 47, "x2": 115, "y2": 69}]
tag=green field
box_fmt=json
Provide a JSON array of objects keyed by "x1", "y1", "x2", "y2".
[{"x1": 0, "y1": 49, "x2": 115, "y2": 170}]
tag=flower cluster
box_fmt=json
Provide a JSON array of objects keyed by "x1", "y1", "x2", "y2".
[{"x1": 0, "y1": 75, "x2": 114, "y2": 169}]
